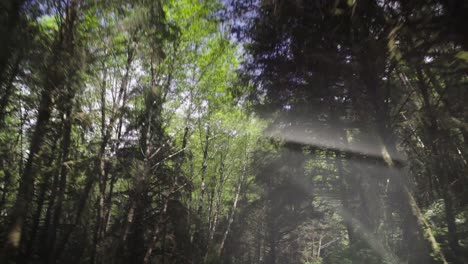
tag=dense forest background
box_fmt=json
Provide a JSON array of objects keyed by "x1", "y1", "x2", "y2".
[{"x1": 0, "y1": 0, "x2": 467, "y2": 263}]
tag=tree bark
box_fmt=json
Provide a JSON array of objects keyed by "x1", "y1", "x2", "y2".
[
  {"x1": 198, "y1": 128, "x2": 210, "y2": 217},
  {"x1": 47, "y1": 104, "x2": 74, "y2": 263},
  {"x1": 0, "y1": 55, "x2": 21, "y2": 131},
  {"x1": 0, "y1": 0, "x2": 25, "y2": 89},
  {"x1": 24, "y1": 139, "x2": 58, "y2": 259},
  {"x1": 2, "y1": 79, "x2": 55, "y2": 262},
  {"x1": 415, "y1": 68, "x2": 463, "y2": 264},
  {"x1": 218, "y1": 148, "x2": 247, "y2": 256},
  {"x1": 209, "y1": 150, "x2": 228, "y2": 241},
  {"x1": 334, "y1": 150, "x2": 356, "y2": 244},
  {"x1": 358, "y1": 45, "x2": 447, "y2": 263},
  {"x1": 54, "y1": 165, "x2": 95, "y2": 262},
  {"x1": 94, "y1": 46, "x2": 133, "y2": 264},
  {"x1": 1, "y1": 1, "x2": 82, "y2": 261}
]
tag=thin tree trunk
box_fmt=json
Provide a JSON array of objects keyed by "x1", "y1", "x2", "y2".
[
  {"x1": 0, "y1": 55, "x2": 21, "y2": 131},
  {"x1": 40, "y1": 149, "x2": 63, "y2": 262},
  {"x1": 1, "y1": 1, "x2": 80, "y2": 261},
  {"x1": 54, "y1": 164, "x2": 95, "y2": 262},
  {"x1": 48, "y1": 105, "x2": 74, "y2": 263},
  {"x1": 121, "y1": 71, "x2": 160, "y2": 263},
  {"x1": 57, "y1": 49, "x2": 130, "y2": 259},
  {"x1": 334, "y1": 151, "x2": 355, "y2": 244},
  {"x1": 218, "y1": 149, "x2": 247, "y2": 256},
  {"x1": 143, "y1": 196, "x2": 170, "y2": 264},
  {"x1": 0, "y1": 167, "x2": 12, "y2": 214},
  {"x1": 90, "y1": 65, "x2": 108, "y2": 264},
  {"x1": 415, "y1": 68, "x2": 462, "y2": 264},
  {"x1": 103, "y1": 171, "x2": 117, "y2": 234},
  {"x1": 24, "y1": 139, "x2": 58, "y2": 259},
  {"x1": 0, "y1": 0, "x2": 25, "y2": 89},
  {"x1": 2, "y1": 81, "x2": 55, "y2": 261},
  {"x1": 316, "y1": 233, "x2": 323, "y2": 259},
  {"x1": 209, "y1": 150, "x2": 227, "y2": 241},
  {"x1": 92, "y1": 148, "x2": 109, "y2": 264},
  {"x1": 360, "y1": 52, "x2": 447, "y2": 264},
  {"x1": 94, "y1": 47, "x2": 133, "y2": 264},
  {"x1": 198, "y1": 128, "x2": 210, "y2": 216},
  {"x1": 267, "y1": 228, "x2": 277, "y2": 264},
  {"x1": 207, "y1": 178, "x2": 215, "y2": 232}
]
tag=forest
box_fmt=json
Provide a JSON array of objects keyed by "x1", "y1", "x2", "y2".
[{"x1": 0, "y1": 0, "x2": 467, "y2": 263}]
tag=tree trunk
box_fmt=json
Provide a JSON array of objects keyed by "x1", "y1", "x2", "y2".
[
  {"x1": 24, "y1": 139, "x2": 58, "y2": 259},
  {"x1": 334, "y1": 151, "x2": 356, "y2": 244},
  {"x1": 54, "y1": 167, "x2": 95, "y2": 262},
  {"x1": 0, "y1": 167, "x2": 12, "y2": 215},
  {"x1": 267, "y1": 226, "x2": 277, "y2": 264},
  {"x1": 48, "y1": 105, "x2": 74, "y2": 263},
  {"x1": 1, "y1": 1, "x2": 80, "y2": 261},
  {"x1": 40, "y1": 149, "x2": 63, "y2": 262},
  {"x1": 358, "y1": 47, "x2": 447, "y2": 263},
  {"x1": 415, "y1": 68, "x2": 463, "y2": 264},
  {"x1": 218, "y1": 149, "x2": 247, "y2": 256},
  {"x1": 0, "y1": 0, "x2": 25, "y2": 89},
  {"x1": 198, "y1": 128, "x2": 210, "y2": 216},
  {"x1": 2, "y1": 81, "x2": 54, "y2": 261},
  {"x1": 94, "y1": 46, "x2": 133, "y2": 264},
  {"x1": 210, "y1": 150, "x2": 228, "y2": 241},
  {"x1": 0, "y1": 55, "x2": 21, "y2": 131}
]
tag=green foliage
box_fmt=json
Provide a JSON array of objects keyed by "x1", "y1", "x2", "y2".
[
  {"x1": 0, "y1": 0, "x2": 467, "y2": 264},
  {"x1": 37, "y1": 15, "x2": 59, "y2": 36}
]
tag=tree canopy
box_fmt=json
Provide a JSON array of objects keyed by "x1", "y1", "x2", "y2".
[{"x1": 0, "y1": 0, "x2": 467, "y2": 264}]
